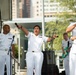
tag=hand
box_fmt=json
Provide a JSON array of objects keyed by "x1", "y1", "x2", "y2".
[
  {"x1": 15, "y1": 23, "x2": 22, "y2": 29},
  {"x1": 74, "y1": 24, "x2": 76, "y2": 27},
  {"x1": 11, "y1": 51, "x2": 14, "y2": 57},
  {"x1": 63, "y1": 51, "x2": 65, "y2": 54},
  {"x1": 52, "y1": 34, "x2": 58, "y2": 39},
  {"x1": 16, "y1": 25, "x2": 22, "y2": 29}
]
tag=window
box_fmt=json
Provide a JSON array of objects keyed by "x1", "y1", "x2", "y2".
[
  {"x1": 19, "y1": 0, "x2": 21, "y2": 2},
  {"x1": 37, "y1": 14, "x2": 39, "y2": 16},
  {"x1": 37, "y1": 6, "x2": 39, "y2": 8},
  {"x1": 37, "y1": 10, "x2": 39, "y2": 12},
  {"x1": 50, "y1": 15, "x2": 52, "y2": 17},
  {"x1": 37, "y1": 1, "x2": 39, "y2": 4}
]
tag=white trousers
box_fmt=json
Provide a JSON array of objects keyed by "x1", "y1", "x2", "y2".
[
  {"x1": 26, "y1": 51, "x2": 43, "y2": 75},
  {"x1": 69, "y1": 44, "x2": 76, "y2": 75},
  {"x1": 0, "y1": 51, "x2": 11, "y2": 75},
  {"x1": 64, "y1": 55, "x2": 69, "y2": 75},
  {"x1": 69, "y1": 52, "x2": 76, "y2": 75}
]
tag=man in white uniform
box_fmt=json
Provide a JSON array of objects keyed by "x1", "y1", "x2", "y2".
[
  {"x1": 62, "y1": 32, "x2": 72, "y2": 75},
  {"x1": 17, "y1": 24, "x2": 57, "y2": 75},
  {"x1": 0, "y1": 24, "x2": 15, "y2": 75},
  {"x1": 66, "y1": 22, "x2": 76, "y2": 75}
]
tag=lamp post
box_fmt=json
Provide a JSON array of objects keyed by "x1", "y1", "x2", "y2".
[
  {"x1": 0, "y1": 9, "x2": 3, "y2": 33},
  {"x1": 42, "y1": 0, "x2": 45, "y2": 51}
]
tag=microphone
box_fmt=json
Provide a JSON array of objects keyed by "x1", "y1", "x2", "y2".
[
  {"x1": 56, "y1": 35, "x2": 59, "y2": 37},
  {"x1": 13, "y1": 35, "x2": 15, "y2": 39},
  {"x1": 12, "y1": 35, "x2": 15, "y2": 42},
  {"x1": 68, "y1": 41, "x2": 69, "y2": 47},
  {"x1": 15, "y1": 23, "x2": 18, "y2": 27}
]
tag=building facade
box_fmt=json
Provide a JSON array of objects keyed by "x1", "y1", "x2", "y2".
[
  {"x1": 30, "y1": 0, "x2": 72, "y2": 18},
  {"x1": 12, "y1": 0, "x2": 19, "y2": 19},
  {"x1": 12, "y1": 0, "x2": 72, "y2": 18},
  {"x1": 12, "y1": 0, "x2": 31, "y2": 18}
]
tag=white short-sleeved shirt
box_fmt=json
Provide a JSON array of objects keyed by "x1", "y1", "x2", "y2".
[
  {"x1": 62, "y1": 38, "x2": 72, "y2": 49},
  {"x1": 25, "y1": 32, "x2": 48, "y2": 52},
  {"x1": 68, "y1": 22, "x2": 76, "y2": 44},
  {"x1": 0, "y1": 33, "x2": 15, "y2": 50}
]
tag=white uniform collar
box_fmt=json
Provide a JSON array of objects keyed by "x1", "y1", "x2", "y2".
[
  {"x1": 34, "y1": 34, "x2": 41, "y2": 37},
  {"x1": 64, "y1": 38, "x2": 70, "y2": 41},
  {"x1": 3, "y1": 32, "x2": 11, "y2": 36}
]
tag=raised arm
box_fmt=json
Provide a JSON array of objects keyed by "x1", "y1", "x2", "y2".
[
  {"x1": 70, "y1": 36, "x2": 76, "y2": 41},
  {"x1": 47, "y1": 37, "x2": 55, "y2": 42},
  {"x1": 66, "y1": 23, "x2": 76, "y2": 33},
  {"x1": 47, "y1": 34, "x2": 58, "y2": 42},
  {"x1": 17, "y1": 25, "x2": 29, "y2": 36}
]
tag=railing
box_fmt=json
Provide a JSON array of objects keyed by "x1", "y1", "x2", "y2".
[
  {"x1": 12, "y1": 56, "x2": 20, "y2": 75},
  {"x1": 4, "y1": 57, "x2": 20, "y2": 75}
]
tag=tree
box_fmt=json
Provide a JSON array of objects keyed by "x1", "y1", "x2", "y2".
[
  {"x1": 58, "y1": 0, "x2": 76, "y2": 20},
  {"x1": 45, "y1": 20, "x2": 70, "y2": 50},
  {"x1": 14, "y1": 44, "x2": 22, "y2": 58},
  {"x1": 60, "y1": 0, "x2": 76, "y2": 12}
]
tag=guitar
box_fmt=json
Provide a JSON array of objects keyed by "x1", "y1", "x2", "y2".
[
  {"x1": 62, "y1": 46, "x2": 69, "y2": 58},
  {"x1": 62, "y1": 41, "x2": 70, "y2": 58}
]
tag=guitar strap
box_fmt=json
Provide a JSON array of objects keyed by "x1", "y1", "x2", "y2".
[
  {"x1": 62, "y1": 40, "x2": 70, "y2": 58},
  {"x1": 67, "y1": 41, "x2": 69, "y2": 48}
]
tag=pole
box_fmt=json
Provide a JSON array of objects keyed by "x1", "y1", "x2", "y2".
[
  {"x1": 0, "y1": 9, "x2": 2, "y2": 33},
  {"x1": 42, "y1": 0, "x2": 45, "y2": 51},
  {"x1": 10, "y1": 0, "x2": 12, "y2": 20},
  {"x1": 0, "y1": 9, "x2": 1, "y2": 33},
  {"x1": 18, "y1": 33, "x2": 20, "y2": 75}
]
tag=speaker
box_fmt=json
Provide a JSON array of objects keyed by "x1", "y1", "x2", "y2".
[
  {"x1": 42, "y1": 51, "x2": 59, "y2": 75},
  {"x1": 42, "y1": 50, "x2": 56, "y2": 65},
  {"x1": 42, "y1": 64, "x2": 59, "y2": 75},
  {"x1": 60, "y1": 70, "x2": 65, "y2": 75},
  {"x1": 0, "y1": 0, "x2": 12, "y2": 20}
]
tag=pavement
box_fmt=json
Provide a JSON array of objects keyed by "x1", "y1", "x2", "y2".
[{"x1": 16, "y1": 69, "x2": 26, "y2": 75}]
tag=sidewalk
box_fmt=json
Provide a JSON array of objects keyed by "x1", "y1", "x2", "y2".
[{"x1": 16, "y1": 69, "x2": 27, "y2": 75}]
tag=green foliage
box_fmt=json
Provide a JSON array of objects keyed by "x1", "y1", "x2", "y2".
[
  {"x1": 45, "y1": 20, "x2": 70, "y2": 50},
  {"x1": 58, "y1": 12, "x2": 75, "y2": 19},
  {"x1": 60, "y1": 0, "x2": 76, "y2": 12},
  {"x1": 14, "y1": 44, "x2": 22, "y2": 58},
  {"x1": 56, "y1": 0, "x2": 76, "y2": 21}
]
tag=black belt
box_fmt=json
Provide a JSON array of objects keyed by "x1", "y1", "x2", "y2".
[
  {"x1": 32, "y1": 51, "x2": 35, "y2": 52},
  {"x1": 28, "y1": 51, "x2": 41, "y2": 52}
]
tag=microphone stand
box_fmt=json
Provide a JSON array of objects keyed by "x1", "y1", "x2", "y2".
[{"x1": 8, "y1": 36, "x2": 15, "y2": 75}]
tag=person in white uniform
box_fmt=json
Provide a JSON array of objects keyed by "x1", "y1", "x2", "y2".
[
  {"x1": 0, "y1": 24, "x2": 15, "y2": 75},
  {"x1": 16, "y1": 24, "x2": 57, "y2": 75},
  {"x1": 66, "y1": 22, "x2": 76, "y2": 75},
  {"x1": 62, "y1": 32, "x2": 72, "y2": 75}
]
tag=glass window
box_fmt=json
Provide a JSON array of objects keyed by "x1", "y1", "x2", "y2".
[
  {"x1": 19, "y1": 0, "x2": 21, "y2": 2},
  {"x1": 37, "y1": 6, "x2": 39, "y2": 8},
  {"x1": 37, "y1": 10, "x2": 39, "y2": 12},
  {"x1": 37, "y1": 1, "x2": 39, "y2": 4},
  {"x1": 37, "y1": 14, "x2": 39, "y2": 16}
]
